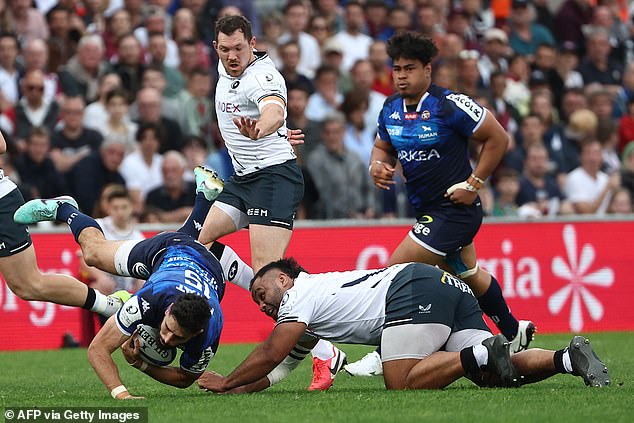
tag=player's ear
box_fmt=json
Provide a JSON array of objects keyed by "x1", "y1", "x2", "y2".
[
  {"x1": 166, "y1": 303, "x2": 173, "y2": 315},
  {"x1": 250, "y1": 36, "x2": 257, "y2": 48},
  {"x1": 212, "y1": 40, "x2": 217, "y2": 51}
]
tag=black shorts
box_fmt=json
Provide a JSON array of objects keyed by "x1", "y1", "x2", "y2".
[
  {"x1": 216, "y1": 160, "x2": 304, "y2": 229},
  {"x1": 384, "y1": 263, "x2": 489, "y2": 332},
  {"x1": 0, "y1": 188, "x2": 32, "y2": 258},
  {"x1": 409, "y1": 200, "x2": 483, "y2": 255}
]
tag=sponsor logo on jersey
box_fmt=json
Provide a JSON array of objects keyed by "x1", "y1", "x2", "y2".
[
  {"x1": 231, "y1": 80, "x2": 240, "y2": 89},
  {"x1": 247, "y1": 208, "x2": 268, "y2": 216},
  {"x1": 255, "y1": 72, "x2": 279, "y2": 89},
  {"x1": 398, "y1": 148, "x2": 440, "y2": 162},
  {"x1": 389, "y1": 111, "x2": 401, "y2": 120},
  {"x1": 446, "y1": 93, "x2": 483, "y2": 122},
  {"x1": 216, "y1": 101, "x2": 242, "y2": 113},
  {"x1": 418, "y1": 304, "x2": 432, "y2": 313},
  {"x1": 386, "y1": 125, "x2": 403, "y2": 137},
  {"x1": 441, "y1": 272, "x2": 475, "y2": 296},
  {"x1": 118, "y1": 296, "x2": 142, "y2": 327},
  {"x1": 0, "y1": 241, "x2": 5, "y2": 250},
  {"x1": 417, "y1": 123, "x2": 439, "y2": 142},
  {"x1": 125, "y1": 304, "x2": 138, "y2": 315},
  {"x1": 227, "y1": 261, "x2": 238, "y2": 281},
  {"x1": 405, "y1": 112, "x2": 418, "y2": 120},
  {"x1": 187, "y1": 347, "x2": 214, "y2": 374},
  {"x1": 421, "y1": 110, "x2": 431, "y2": 120},
  {"x1": 132, "y1": 262, "x2": 150, "y2": 279},
  {"x1": 141, "y1": 298, "x2": 150, "y2": 313},
  {"x1": 413, "y1": 221, "x2": 432, "y2": 236}
]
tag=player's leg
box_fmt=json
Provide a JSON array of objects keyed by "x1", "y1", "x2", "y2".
[
  {"x1": 178, "y1": 166, "x2": 224, "y2": 239},
  {"x1": 458, "y1": 243, "x2": 535, "y2": 353},
  {"x1": 249, "y1": 225, "x2": 292, "y2": 273}
]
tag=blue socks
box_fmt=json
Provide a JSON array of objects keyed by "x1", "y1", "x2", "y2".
[
  {"x1": 178, "y1": 192, "x2": 212, "y2": 240},
  {"x1": 56, "y1": 202, "x2": 103, "y2": 242},
  {"x1": 477, "y1": 275, "x2": 519, "y2": 341}
]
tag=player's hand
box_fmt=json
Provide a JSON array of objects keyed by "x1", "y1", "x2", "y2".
[
  {"x1": 121, "y1": 330, "x2": 143, "y2": 368},
  {"x1": 369, "y1": 160, "x2": 396, "y2": 190},
  {"x1": 287, "y1": 128, "x2": 305, "y2": 146},
  {"x1": 197, "y1": 370, "x2": 228, "y2": 393},
  {"x1": 116, "y1": 393, "x2": 145, "y2": 400},
  {"x1": 445, "y1": 182, "x2": 479, "y2": 205},
  {"x1": 233, "y1": 116, "x2": 262, "y2": 140}
]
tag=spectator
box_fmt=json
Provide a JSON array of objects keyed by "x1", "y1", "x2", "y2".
[
  {"x1": 45, "y1": 5, "x2": 73, "y2": 73},
  {"x1": 415, "y1": 3, "x2": 444, "y2": 38},
  {"x1": 112, "y1": 33, "x2": 144, "y2": 99},
  {"x1": 306, "y1": 112, "x2": 374, "y2": 219},
  {"x1": 532, "y1": 0, "x2": 555, "y2": 33},
  {"x1": 21, "y1": 38, "x2": 58, "y2": 103},
  {"x1": 505, "y1": 113, "x2": 545, "y2": 172},
  {"x1": 279, "y1": 40, "x2": 314, "y2": 94},
  {"x1": 91, "y1": 88, "x2": 137, "y2": 152},
  {"x1": 588, "y1": 88, "x2": 615, "y2": 126},
  {"x1": 13, "y1": 126, "x2": 67, "y2": 198},
  {"x1": 504, "y1": 54, "x2": 532, "y2": 116},
  {"x1": 560, "y1": 87, "x2": 588, "y2": 124},
  {"x1": 171, "y1": 8, "x2": 210, "y2": 69},
  {"x1": 286, "y1": 82, "x2": 322, "y2": 161},
  {"x1": 531, "y1": 44, "x2": 565, "y2": 108},
  {"x1": 67, "y1": 137, "x2": 127, "y2": 213},
  {"x1": 456, "y1": 49, "x2": 483, "y2": 98},
  {"x1": 578, "y1": 26, "x2": 623, "y2": 89},
  {"x1": 590, "y1": 4, "x2": 630, "y2": 64},
  {"x1": 341, "y1": 89, "x2": 374, "y2": 166},
  {"x1": 144, "y1": 150, "x2": 195, "y2": 224},
  {"x1": 321, "y1": 37, "x2": 353, "y2": 92},
  {"x1": 83, "y1": 72, "x2": 122, "y2": 131},
  {"x1": 606, "y1": 187, "x2": 632, "y2": 214},
  {"x1": 119, "y1": 122, "x2": 164, "y2": 215},
  {"x1": 13, "y1": 69, "x2": 59, "y2": 141},
  {"x1": 102, "y1": 9, "x2": 132, "y2": 60},
  {"x1": 365, "y1": 0, "x2": 390, "y2": 41},
  {"x1": 618, "y1": 98, "x2": 634, "y2": 154},
  {"x1": 331, "y1": 1, "x2": 373, "y2": 72},
  {"x1": 516, "y1": 143, "x2": 573, "y2": 217},
  {"x1": 8, "y1": 0, "x2": 48, "y2": 43},
  {"x1": 132, "y1": 65, "x2": 181, "y2": 121},
  {"x1": 314, "y1": 0, "x2": 344, "y2": 34},
  {"x1": 58, "y1": 34, "x2": 110, "y2": 101},
  {"x1": 305, "y1": 64, "x2": 343, "y2": 122},
  {"x1": 0, "y1": 32, "x2": 20, "y2": 111},
  {"x1": 553, "y1": 0, "x2": 592, "y2": 48},
  {"x1": 556, "y1": 41, "x2": 584, "y2": 91},
  {"x1": 135, "y1": 87, "x2": 182, "y2": 153},
  {"x1": 564, "y1": 139, "x2": 620, "y2": 215},
  {"x1": 146, "y1": 32, "x2": 185, "y2": 98},
  {"x1": 620, "y1": 141, "x2": 634, "y2": 200},
  {"x1": 278, "y1": 0, "x2": 321, "y2": 79},
  {"x1": 176, "y1": 68, "x2": 213, "y2": 147},
  {"x1": 478, "y1": 28, "x2": 510, "y2": 88},
  {"x1": 597, "y1": 119, "x2": 620, "y2": 174},
  {"x1": 133, "y1": 5, "x2": 179, "y2": 68},
  {"x1": 488, "y1": 71, "x2": 520, "y2": 135},
  {"x1": 177, "y1": 38, "x2": 206, "y2": 81},
  {"x1": 368, "y1": 40, "x2": 393, "y2": 96},
  {"x1": 308, "y1": 14, "x2": 332, "y2": 48},
  {"x1": 386, "y1": 6, "x2": 412, "y2": 38},
  {"x1": 508, "y1": 0, "x2": 555, "y2": 58},
  {"x1": 613, "y1": 62, "x2": 634, "y2": 120},
  {"x1": 181, "y1": 135, "x2": 208, "y2": 182},
  {"x1": 491, "y1": 167, "x2": 521, "y2": 217},
  {"x1": 350, "y1": 59, "x2": 386, "y2": 132},
  {"x1": 446, "y1": 5, "x2": 478, "y2": 51}
]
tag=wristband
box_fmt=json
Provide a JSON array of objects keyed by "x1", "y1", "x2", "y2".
[
  {"x1": 471, "y1": 174, "x2": 485, "y2": 185},
  {"x1": 111, "y1": 385, "x2": 128, "y2": 399},
  {"x1": 467, "y1": 174, "x2": 484, "y2": 190}
]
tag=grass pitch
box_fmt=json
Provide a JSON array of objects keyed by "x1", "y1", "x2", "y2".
[{"x1": 1, "y1": 332, "x2": 633, "y2": 423}]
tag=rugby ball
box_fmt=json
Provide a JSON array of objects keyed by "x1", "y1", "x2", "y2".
[{"x1": 135, "y1": 324, "x2": 177, "y2": 367}]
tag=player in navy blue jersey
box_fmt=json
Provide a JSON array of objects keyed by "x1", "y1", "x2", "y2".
[
  {"x1": 345, "y1": 32, "x2": 534, "y2": 377},
  {"x1": 14, "y1": 167, "x2": 229, "y2": 399}
]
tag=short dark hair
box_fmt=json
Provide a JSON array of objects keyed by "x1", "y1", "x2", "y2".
[
  {"x1": 105, "y1": 88, "x2": 130, "y2": 104},
  {"x1": 27, "y1": 126, "x2": 50, "y2": 142},
  {"x1": 170, "y1": 293, "x2": 211, "y2": 334},
  {"x1": 105, "y1": 184, "x2": 131, "y2": 202},
  {"x1": 249, "y1": 257, "x2": 306, "y2": 291},
  {"x1": 387, "y1": 32, "x2": 438, "y2": 65},
  {"x1": 315, "y1": 64, "x2": 340, "y2": 80},
  {"x1": 215, "y1": 15, "x2": 252, "y2": 42},
  {"x1": 135, "y1": 121, "x2": 165, "y2": 144}
]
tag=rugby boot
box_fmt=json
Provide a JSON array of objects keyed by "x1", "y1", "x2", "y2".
[
  {"x1": 14, "y1": 196, "x2": 78, "y2": 225},
  {"x1": 194, "y1": 165, "x2": 224, "y2": 201},
  {"x1": 308, "y1": 347, "x2": 347, "y2": 391},
  {"x1": 568, "y1": 336, "x2": 610, "y2": 387}
]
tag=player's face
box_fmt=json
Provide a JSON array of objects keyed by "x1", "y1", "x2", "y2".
[
  {"x1": 392, "y1": 58, "x2": 431, "y2": 102},
  {"x1": 251, "y1": 272, "x2": 288, "y2": 320},
  {"x1": 214, "y1": 30, "x2": 256, "y2": 77},
  {"x1": 159, "y1": 313, "x2": 195, "y2": 347}
]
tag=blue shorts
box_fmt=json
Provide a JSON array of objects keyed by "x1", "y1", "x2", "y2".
[{"x1": 408, "y1": 200, "x2": 483, "y2": 256}]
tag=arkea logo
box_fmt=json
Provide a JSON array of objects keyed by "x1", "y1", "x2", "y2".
[
  {"x1": 548, "y1": 225, "x2": 614, "y2": 332},
  {"x1": 389, "y1": 111, "x2": 401, "y2": 120}
]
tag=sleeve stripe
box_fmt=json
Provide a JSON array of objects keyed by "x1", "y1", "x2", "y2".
[
  {"x1": 114, "y1": 317, "x2": 132, "y2": 337},
  {"x1": 472, "y1": 107, "x2": 487, "y2": 134},
  {"x1": 293, "y1": 346, "x2": 311, "y2": 354},
  {"x1": 257, "y1": 93, "x2": 286, "y2": 105},
  {"x1": 288, "y1": 352, "x2": 304, "y2": 361},
  {"x1": 276, "y1": 317, "x2": 299, "y2": 325}
]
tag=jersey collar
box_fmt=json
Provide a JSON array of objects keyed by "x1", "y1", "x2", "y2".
[{"x1": 402, "y1": 91, "x2": 430, "y2": 113}]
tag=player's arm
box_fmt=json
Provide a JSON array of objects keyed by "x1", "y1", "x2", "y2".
[
  {"x1": 120, "y1": 336, "x2": 200, "y2": 388},
  {"x1": 198, "y1": 322, "x2": 306, "y2": 393},
  {"x1": 233, "y1": 96, "x2": 285, "y2": 140},
  {"x1": 0, "y1": 130, "x2": 6, "y2": 154},
  {"x1": 87, "y1": 316, "x2": 142, "y2": 399},
  {"x1": 369, "y1": 136, "x2": 397, "y2": 190}
]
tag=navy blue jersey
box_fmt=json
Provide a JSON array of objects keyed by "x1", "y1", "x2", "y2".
[
  {"x1": 377, "y1": 84, "x2": 486, "y2": 211},
  {"x1": 115, "y1": 244, "x2": 224, "y2": 374}
]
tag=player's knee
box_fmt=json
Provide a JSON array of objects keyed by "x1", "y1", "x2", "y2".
[
  {"x1": 5, "y1": 273, "x2": 43, "y2": 301},
  {"x1": 82, "y1": 244, "x2": 102, "y2": 268}
]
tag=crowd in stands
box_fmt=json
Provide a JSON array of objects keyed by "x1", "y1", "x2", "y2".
[{"x1": 2, "y1": 0, "x2": 634, "y2": 223}]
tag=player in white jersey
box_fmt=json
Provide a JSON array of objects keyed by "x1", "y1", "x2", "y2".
[
  {"x1": 198, "y1": 15, "x2": 346, "y2": 390},
  {"x1": 0, "y1": 131, "x2": 126, "y2": 320},
  {"x1": 197, "y1": 259, "x2": 610, "y2": 392}
]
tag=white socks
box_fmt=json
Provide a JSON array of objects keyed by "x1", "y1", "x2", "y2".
[{"x1": 473, "y1": 344, "x2": 489, "y2": 367}]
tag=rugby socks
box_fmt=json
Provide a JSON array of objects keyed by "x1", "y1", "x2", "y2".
[
  {"x1": 82, "y1": 288, "x2": 120, "y2": 317},
  {"x1": 209, "y1": 242, "x2": 254, "y2": 291},
  {"x1": 178, "y1": 192, "x2": 212, "y2": 239},
  {"x1": 460, "y1": 344, "x2": 489, "y2": 374},
  {"x1": 311, "y1": 340, "x2": 336, "y2": 360},
  {"x1": 477, "y1": 275, "x2": 519, "y2": 341},
  {"x1": 56, "y1": 203, "x2": 103, "y2": 242},
  {"x1": 554, "y1": 348, "x2": 573, "y2": 374}
]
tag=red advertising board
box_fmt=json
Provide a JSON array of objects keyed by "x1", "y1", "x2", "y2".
[{"x1": 1, "y1": 221, "x2": 633, "y2": 351}]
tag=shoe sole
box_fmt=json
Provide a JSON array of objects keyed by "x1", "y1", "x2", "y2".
[
  {"x1": 483, "y1": 334, "x2": 521, "y2": 387},
  {"x1": 569, "y1": 336, "x2": 610, "y2": 387},
  {"x1": 194, "y1": 166, "x2": 224, "y2": 200}
]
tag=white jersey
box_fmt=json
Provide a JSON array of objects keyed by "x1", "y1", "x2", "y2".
[
  {"x1": 0, "y1": 169, "x2": 17, "y2": 199},
  {"x1": 215, "y1": 52, "x2": 296, "y2": 176},
  {"x1": 276, "y1": 264, "x2": 411, "y2": 345}
]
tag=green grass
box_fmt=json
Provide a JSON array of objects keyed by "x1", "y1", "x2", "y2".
[{"x1": 1, "y1": 333, "x2": 633, "y2": 423}]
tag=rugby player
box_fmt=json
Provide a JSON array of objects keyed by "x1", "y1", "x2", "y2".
[
  {"x1": 199, "y1": 14, "x2": 345, "y2": 389},
  {"x1": 346, "y1": 32, "x2": 534, "y2": 376},
  {"x1": 14, "y1": 167, "x2": 231, "y2": 399},
  {"x1": 0, "y1": 131, "x2": 125, "y2": 322},
  {"x1": 197, "y1": 259, "x2": 610, "y2": 392}
]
